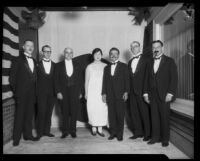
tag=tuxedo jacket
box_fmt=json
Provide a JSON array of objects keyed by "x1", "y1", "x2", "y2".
[
  {"x1": 128, "y1": 54, "x2": 151, "y2": 96},
  {"x1": 144, "y1": 54, "x2": 178, "y2": 102},
  {"x1": 54, "y1": 60, "x2": 84, "y2": 96},
  {"x1": 102, "y1": 61, "x2": 130, "y2": 100},
  {"x1": 9, "y1": 52, "x2": 37, "y2": 98},
  {"x1": 37, "y1": 60, "x2": 56, "y2": 96}
]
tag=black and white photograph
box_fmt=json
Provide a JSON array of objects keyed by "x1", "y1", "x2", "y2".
[{"x1": 2, "y1": 2, "x2": 195, "y2": 159}]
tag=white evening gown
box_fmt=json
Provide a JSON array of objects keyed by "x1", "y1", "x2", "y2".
[{"x1": 86, "y1": 62, "x2": 108, "y2": 126}]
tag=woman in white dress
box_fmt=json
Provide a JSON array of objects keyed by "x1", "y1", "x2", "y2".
[{"x1": 85, "y1": 48, "x2": 108, "y2": 137}]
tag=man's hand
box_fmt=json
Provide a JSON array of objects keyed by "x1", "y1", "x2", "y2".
[
  {"x1": 57, "y1": 93, "x2": 63, "y2": 100},
  {"x1": 85, "y1": 95, "x2": 87, "y2": 100},
  {"x1": 123, "y1": 92, "x2": 128, "y2": 101},
  {"x1": 143, "y1": 94, "x2": 150, "y2": 104},
  {"x1": 165, "y1": 93, "x2": 173, "y2": 102},
  {"x1": 102, "y1": 94, "x2": 107, "y2": 103}
]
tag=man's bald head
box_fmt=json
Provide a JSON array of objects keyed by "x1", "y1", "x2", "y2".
[{"x1": 64, "y1": 47, "x2": 73, "y2": 60}]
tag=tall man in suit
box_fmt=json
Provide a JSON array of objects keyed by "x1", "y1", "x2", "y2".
[
  {"x1": 102, "y1": 47, "x2": 130, "y2": 141},
  {"x1": 10, "y1": 40, "x2": 39, "y2": 146},
  {"x1": 55, "y1": 47, "x2": 83, "y2": 139},
  {"x1": 128, "y1": 41, "x2": 151, "y2": 141},
  {"x1": 36, "y1": 45, "x2": 56, "y2": 139},
  {"x1": 143, "y1": 40, "x2": 178, "y2": 147}
]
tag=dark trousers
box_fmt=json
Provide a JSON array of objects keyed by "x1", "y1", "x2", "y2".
[
  {"x1": 13, "y1": 90, "x2": 35, "y2": 143},
  {"x1": 37, "y1": 93, "x2": 55, "y2": 137},
  {"x1": 107, "y1": 96, "x2": 125, "y2": 137},
  {"x1": 129, "y1": 93, "x2": 150, "y2": 137},
  {"x1": 61, "y1": 85, "x2": 79, "y2": 134},
  {"x1": 149, "y1": 88, "x2": 170, "y2": 143}
]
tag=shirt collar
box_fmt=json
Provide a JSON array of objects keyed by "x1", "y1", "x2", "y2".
[
  {"x1": 65, "y1": 59, "x2": 72, "y2": 63},
  {"x1": 132, "y1": 52, "x2": 142, "y2": 58},
  {"x1": 111, "y1": 60, "x2": 119, "y2": 64},
  {"x1": 43, "y1": 58, "x2": 51, "y2": 62},
  {"x1": 154, "y1": 53, "x2": 164, "y2": 59},
  {"x1": 24, "y1": 52, "x2": 32, "y2": 58}
]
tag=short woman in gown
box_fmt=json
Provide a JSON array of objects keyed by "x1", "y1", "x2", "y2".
[{"x1": 85, "y1": 48, "x2": 108, "y2": 137}]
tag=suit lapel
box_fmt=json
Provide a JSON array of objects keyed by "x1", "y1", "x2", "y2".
[
  {"x1": 134, "y1": 56, "x2": 143, "y2": 74},
  {"x1": 40, "y1": 61, "x2": 46, "y2": 74},
  {"x1": 157, "y1": 55, "x2": 166, "y2": 74},
  {"x1": 22, "y1": 54, "x2": 34, "y2": 74},
  {"x1": 114, "y1": 61, "x2": 120, "y2": 76}
]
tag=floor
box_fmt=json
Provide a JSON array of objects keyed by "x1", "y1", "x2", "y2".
[{"x1": 3, "y1": 127, "x2": 189, "y2": 158}]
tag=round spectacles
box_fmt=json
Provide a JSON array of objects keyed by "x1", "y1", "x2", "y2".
[{"x1": 44, "y1": 51, "x2": 51, "y2": 53}]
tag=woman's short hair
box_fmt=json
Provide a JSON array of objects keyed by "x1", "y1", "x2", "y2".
[{"x1": 92, "y1": 48, "x2": 103, "y2": 57}]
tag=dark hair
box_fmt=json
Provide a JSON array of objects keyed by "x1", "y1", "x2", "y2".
[
  {"x1": 23, "y1": 39, "x2": 34, "y2": 45},
  {"x1": 109, "y1": 47, "x2": 120, "y2": 55},
  {"x1": 42, "y1": 45, "x2": 51, "y2": 52},
  {"x1": 152, "y1": 40, "x2": 163, "y2": 47},
  {"x1": 131, "y1": 41, "x2": 140, "y2": 46},
  {"x1": 92, "y1": 48, "x2": 103, "y2": 57}
]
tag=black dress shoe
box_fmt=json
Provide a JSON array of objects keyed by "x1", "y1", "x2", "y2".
[
  {"x1": 129, "y1": 135, "x2": 143, "y2": 140},
  {"x1": 162, "y1": 142, "x2": 169, "y2": 147},
  {"x1": 44, "y1": 133, "x2": 55, "y2": 137},
  {"x1": 91, "y1": 131, "x2": 97, "y2": 136},
  {"x1": 97, "y1": 131, "x2": 105, "y2": 137},
  {"x1": 24, "y1": 136, "x2": 40, "y2": 141},
  {"x1": 108, "y1": 135, "x2": 116, "y2": 140},
  {"x1": 71, "y1": 133, "x2": 77, "y2": 138},
  {"x1": 143, "y1": 136, "x2": 151, "y2": 141},
  {"x1": 117, "y1": 136, "x2": 123, "y2": 141},
  {"x1": 147, "y1": 140, "x2": 159, "y2": 145},
  {"x1": 61, "y1": 133, "x2": 68, "y2": 139},
  {"x1": 13, "y1": 141, "x2": 19, "y2": 146}
]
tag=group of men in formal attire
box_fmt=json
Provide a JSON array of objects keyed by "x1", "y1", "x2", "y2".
[{"x1": 10, "y1": 39, "x2": 178, "y2": 148}]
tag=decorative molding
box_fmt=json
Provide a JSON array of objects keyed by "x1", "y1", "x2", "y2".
[
  {"x1": 154, "y1": 3, "x2": 183, "y2": 25},
  {"x1": 170, "y1": 98, "x2": 194, "y2": 119}
]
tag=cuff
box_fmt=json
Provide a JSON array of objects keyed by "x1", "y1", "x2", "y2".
[{"x1": 167, "y1": 93, "x2": 173, "y2": 97}]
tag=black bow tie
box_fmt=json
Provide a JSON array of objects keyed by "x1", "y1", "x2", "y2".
[
  {"x1": 111, "y1": 62, "x2": 117, "y2": 65},
  {"x1": 133, "y1": 55, "x2": 140, "y2": 59},
  {"x1": 43, "y1": 59, "x2": 50, "y2": 62},
  {"x1": 154, "y1": 56, "x2": 161, "y2": 60},
  {"x1": 26, "y1": 55, "x2": 33, "y2": 59}
]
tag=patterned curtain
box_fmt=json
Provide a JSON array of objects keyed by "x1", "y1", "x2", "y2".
[
  {"x1": 2, "y1": 7, "x2": 19, "y2": 101},
  {"x1": 163, "y1": 24, "x2": 194, "y2": 100}
]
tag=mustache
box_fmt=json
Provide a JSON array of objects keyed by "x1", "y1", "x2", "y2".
[{"x1": 154, "y1": 51, "x2": 159, "y2": 54}]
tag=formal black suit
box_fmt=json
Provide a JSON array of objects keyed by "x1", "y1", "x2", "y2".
[
  {"x1": 128, "y1": 54, "x2": 151, "y2": 138},
  {"x1": 36, "y1": 60, "x2": 56, "y2": 137},
  {"x1": 102, "y1": 61, "x2": 130, "y2": 138},
  {"x1": 55, "y1": 60, "x2": 83, "y2": 135},
  {"x1": 144, "y1": 54, "x2": 178, "y2": 143},
  {"x1": 9, "y1": 52, "x2": 37, "y2": 144}
]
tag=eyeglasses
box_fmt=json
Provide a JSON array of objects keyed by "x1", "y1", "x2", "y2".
[{"x1": 43, "y1": 51, "x2": 51, "y2": 53}]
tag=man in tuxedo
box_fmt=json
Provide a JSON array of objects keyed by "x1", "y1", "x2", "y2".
[
  {"x1": 143, "y1": 40, "x2": 178, "y2": 147},
  {"x1": 55, "y1": 47, "x2": 83, "y2": 139},
  {"x1": 128, "y1": 41, "x2": 151, "y2": 141},
  {"x1": 102, "y1": 47, "x2": 130, "y2": 141},
  {"x1": 36, "y1": 45, "x2": 56, "y2": 139},
  {"x1": 9, "y1": 40, "x2": 39, "y2": 146}
]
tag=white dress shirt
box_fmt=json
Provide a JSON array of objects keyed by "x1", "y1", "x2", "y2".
[
  {"x1": 42, "y1": 59, "x2": 51, "y2": 74},
  {"x1": 24, "y1": 52, "x2": 34, "y2": 73},
  {"x1": 131, "y1": 52, "x2": 142, "y2": 74},
  {"x1": 111, "y1": 60, "x2": 119, "y2": 76},
  {"x1": 65, "y1": 59, "x2": 73, "y2": 77}
]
